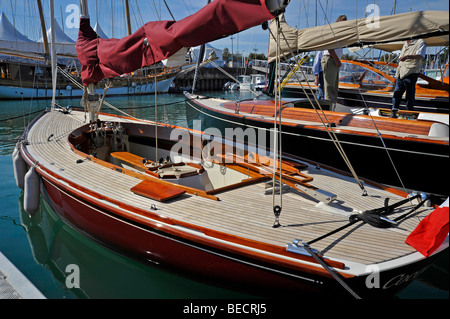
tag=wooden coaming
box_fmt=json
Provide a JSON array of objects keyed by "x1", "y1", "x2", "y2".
[{"x1": 222, "y1": 101, "x2": 442, "y2": 137}]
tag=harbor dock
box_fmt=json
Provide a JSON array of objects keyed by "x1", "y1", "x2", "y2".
[{"x1": 0, "y1": 252, "x2": 45, "y2": 299}]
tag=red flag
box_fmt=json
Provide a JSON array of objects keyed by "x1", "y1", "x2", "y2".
[
  {"x1": 405, "y1": 205, "x2": 449, "y2": 257},
  {"x1": 76, "y1": 0, "x2": 274, "y2": 86}
]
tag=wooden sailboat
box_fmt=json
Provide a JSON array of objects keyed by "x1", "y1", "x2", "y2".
[
  {"x1": 185, "y1": 92, "x2": 448, "y2": 196},
  {"x1": 282, "y1": 59, "x2": 449, "y2": 114},
  {"x1": 187, "y1": 11, "x2": 449, "y2": 195},
  {"x1": 13, "y1": 0, "x2": 448, "y2": 298}
]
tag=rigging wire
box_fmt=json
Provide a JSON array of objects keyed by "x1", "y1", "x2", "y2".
[
  {"x1": 421, "y1": 0, "x2": 433, "y2": 10},
  {"x1": 25, "y1": 61, "x2": 39, "y2": 130},
  {"x1": 298, "y1": 0, "x2": 310, "y2": 27},
  {"x1": 280, "y1": 0, "x2": 434, "y2": 196},
  {"x1": 206, "y1": 59, "x2": 261, "y2": 97},
  {"x1": 269, "y1": 24, "x2": 367, "y2": 194},
  {"x1": 344, "y1": 25, "x2": 440, "y2": 195},
  {"x1": 407, "y1": 0, "x2": 420, "y2": 11},
  {"x1": 163, "y1": 0, "x2": 176, "y2": 20},
  {"x1": 180, "y1": 0, "x2": 192, "y2": 15},
  {"x1": 133, "y1": 0, "x2": 145, "y2": 26},
  {"x1": 341, "y1": 58, "x2": 411, "y2": 191},
  {"x1": 191, "y1": 0, "x2": 212, "y2": 93},
  {"x1": 151, "y1": 0, "x2": 161, "y2": 21},
  {"x1": 154, "y1": 64, "x2": 159, "y2": 161},
  {"x1": 272, "y1": 17, "x2": 283, "y2": 219}
]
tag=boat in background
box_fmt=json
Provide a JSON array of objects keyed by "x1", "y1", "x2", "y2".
[
  {"x1": 0, "y1": 58, "x2": 179, "y2": 100},
  {"x1": 185, "y1": 93, "x2": 448, "y2": 196},
  {"x1": 223, "y1": 74, "x2": 266, "y2": 91},
  {"x1": 0, "y1": 4, "x2": 180, "y2": 100},
  {"x1": 186, "y1": 10, "x2": 449, "y2": 196},
  {"x1": 282, "y1": 60, "x2": 449, "y2": 114},
  {"x1": 417, "y1": 63, "x2": 449, "y2": 85}
]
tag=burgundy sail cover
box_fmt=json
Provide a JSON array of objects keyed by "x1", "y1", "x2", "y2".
[{"x1": 76, "y1": 0, "x2": 274, "y2": 85}]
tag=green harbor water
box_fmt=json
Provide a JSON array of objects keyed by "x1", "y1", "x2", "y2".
[{"x1": 0, "y1": 92, "x2": 448, "y2": 299}]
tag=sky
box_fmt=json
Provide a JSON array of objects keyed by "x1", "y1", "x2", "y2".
[{"x1": 1, "y1": 0, "x2": 449, "y2": 57}]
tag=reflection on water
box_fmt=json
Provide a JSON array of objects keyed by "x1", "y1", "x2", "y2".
[
  {"x1": 18, "y1": 193, "x2": 257, "y2": 298},
  {"x1": 17, "y1": 192, "x2": 449, "y2": 299}
]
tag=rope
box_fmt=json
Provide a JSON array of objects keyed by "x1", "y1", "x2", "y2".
[
  {"x1": 348, "y1": 194, "x2": 425, "y2": 228},
  {"x1": 94, "y1": 79, "x2": 113, "y2": 121},
  {"x1": 295, "y1": 5, "x2": 436, "y2": 196},
  {"x1": 349, "y1": 210, "x2": 394, "y2": 228},
  {"x1": 0, "y1": 109, "x2": 46, "y2": 122},
  {"x1": 341, "y1": 63, "x2": 410, "y2": 191},
  {"x1": 58, "y1": 64, "x2": 207, "y2": 125},
  {"x1": 302, "y1": 243, "x2": 361, "y2": 299},
  {"x1": 269, "y1": 17, "x2": 285, "y2": 227},
  {"x1": 324, "y1": 52, "x2": 429, "y2": 195},
  {"x1": 57, "y1": 66, "x2": 84, "y2": 90},
  {"x1": 307, "y1": 194, "x2": 422, "y2": 246}
]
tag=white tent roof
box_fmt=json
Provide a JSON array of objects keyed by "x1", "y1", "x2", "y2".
[
  {"x1": 0, "y1": 14, "x2": 77, "y2": 59},
  {"x1": 38, "y1": 19, "x2": 75, "y2": 43},
  {"x1": 0, "y1": 11, "x2": 43, "y2": 58},
  {"x1": 190, "y1": 43, "x2": 223, "y2": 61},
  {"x1": 191, "y1": 44, "x2": 222, "y2": 53},
  {"x1": 0, "y1": 12, "x2": 33, "y2": 42},
  {"x1": 94, "y1": 22, "x2": 109, "y2": 39}
]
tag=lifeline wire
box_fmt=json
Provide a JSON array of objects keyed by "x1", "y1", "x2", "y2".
[{"x1": 270, "y1": 22, "x2": 367, "y2": 194}]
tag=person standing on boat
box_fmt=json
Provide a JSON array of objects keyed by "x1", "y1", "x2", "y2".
[
  {"x1": 391, "y1": 39, "x2": 427, "y2": 118},
  {"x1": 313, "y1": 51, "x2": 324, "y2": 99},
  {"x1": 321, "y1": 15, "x2": 347, "y2": 104}
]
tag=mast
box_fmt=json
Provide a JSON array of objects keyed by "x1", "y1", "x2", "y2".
[
  {"x1": 315, "y1": 0, "x2": 318, "y2": 26},
  {"x1": 124, "y1": 0, "x2": 132, "y2": 36},
  {"x1": 79, "y1": 0, "x2": 100, "y2": 122},
  {"x1": 50, "y1": 0, "x2": 57, "y2": 109},
  {"x1": 36, "y1": 0, "x2": 50, "y2": 62},
  {"x1": 80, "y1": 0, "x2": 89, "y2": 19}
]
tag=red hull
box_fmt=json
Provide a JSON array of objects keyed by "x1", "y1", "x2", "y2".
[
  {"x1": 40, "y1": 176, "x2": 327, "y2": 297},
  {"x1": 37, "y1": 173, "x2": 444, "y2": 298},
  {"x1": 18, "y1": 110, "x2": 446, "y2": 298}
]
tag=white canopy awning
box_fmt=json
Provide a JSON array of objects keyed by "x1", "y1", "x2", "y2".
[
  {"x1": 268, "y1": 11, "x2": 449, "y2": 62},
  {"x1": 0, "y1": 12, "x2": 33, "y2": 42},
  {"x1": 38, "y1": 19, "x2": 75, "y2": 43}
]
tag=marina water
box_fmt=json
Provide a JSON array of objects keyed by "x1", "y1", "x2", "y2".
[{"x1": 0, "y1": 92, "x2": 448, "y2": 299}]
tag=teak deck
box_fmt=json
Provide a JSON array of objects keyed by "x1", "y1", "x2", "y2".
[{"x1": 24, "y1": 109, "x2": 430, "y2": 267}]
